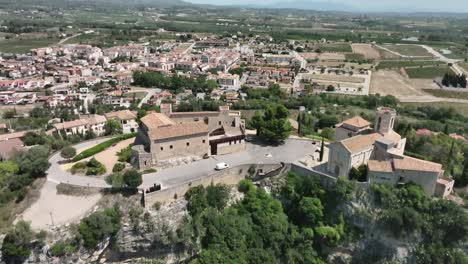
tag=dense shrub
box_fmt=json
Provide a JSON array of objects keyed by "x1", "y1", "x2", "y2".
[
  {"x1": 85, "y1": 158, "x2": 106, "y2": 176},
  {"x1": 49, "y1": 239, "x2": 77, "y2": 257},
  {"x1": 112, "y1": 162, "x2": 125, "y2": 173},
  {"x1": 78, "y1": 207, "x2": 121, "y2": 249}
]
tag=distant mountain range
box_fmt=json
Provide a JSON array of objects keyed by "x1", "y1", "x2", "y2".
[
  {"x1": 244, "y1": 0, "x2": 356, "y2": 12},
  {"x1": 189, "y1": 0, "x2": 468, "y2": 13},
  {"x1": 0, "y1": 0, "x2": 189, "y2": 8}
]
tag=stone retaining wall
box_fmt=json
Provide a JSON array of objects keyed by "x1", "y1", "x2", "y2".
[{"x1": 144, "y1": 163, "x2": 282, "y2": 207}]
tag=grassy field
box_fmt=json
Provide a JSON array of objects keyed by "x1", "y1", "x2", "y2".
[
  {"x1": 382, "y1": 44, "x2": 433, "y2": 57},
  {"x1": 422, "y1": 89, "x2": 468, "y2": 100},
  {"x1": 0, "y1": 38, "x2": 58, "y2": 53},
  {"x1": 376, "y1": 60, "x2": 443, "y2": 70},
  {"x1": 405, "y1": 65, "x2": 453, "y2": 79}
]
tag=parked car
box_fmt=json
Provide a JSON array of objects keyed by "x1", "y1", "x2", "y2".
[{"x1": 215, "y1": 162, "x2": 229, "y2": 171}]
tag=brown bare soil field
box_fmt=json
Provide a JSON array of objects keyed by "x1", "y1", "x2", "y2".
[
  {"x1": 351, "y1": 44, "x2": 380, "y2": 59},
  {"x1": 318, "y1": 53, "x2": 345, "y2": 61},
  {"x1": 370, "y1": 70, "x2": 435, "y2": 101}
]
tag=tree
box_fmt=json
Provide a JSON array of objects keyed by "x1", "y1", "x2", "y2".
[
  {"x1": 104, "y1": 119, "x2": 122, "y2": 135},
  {"x1": 60, "y1": 146, "x2": 76, "y2": 161},
  {"x1": 123, "y1": 169, "x2": 142, "y2": 188},
  {"x1": 319, "y1": 137, "x2": 325, "y2": 162},
  {"x1": 14, "y1": 146, "x2": 50, "y2": 177},
  {"x1": 320, "y1": 127, "x2": 334, "y2": 140},
  {"x1": 78, "y1": 207, "x2": 121, "y2": 248},
  {"x1": 298, "y1": 197, "x2": 323, "y2": 226},
  {"x1": 1, "y1": 220, "x2": 34, "y2": 263}
]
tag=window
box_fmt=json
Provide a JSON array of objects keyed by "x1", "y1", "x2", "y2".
[
  {"x1": 218, "y1": 121, "x2": 222, "y2": 125},
  {"x1": 170, "y1": 145, "x2": 173, "y2": 149},
  {"x1": 186, "y1": 142, "x2": 190, "y2": 146},
  {"x1": 160, "y1": 147, "x2": 164, "y2": 151},
  {"x1": 202, "y1": 139, "x2": 206, "y2": 143},
  {"x1": 194, "y1": 118, "x2": 199, "y2": 121},
  {"x1": 348, "y1": 132, "x2": 352, "y2": 137}
]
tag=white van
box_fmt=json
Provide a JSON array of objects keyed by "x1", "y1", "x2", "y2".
[{"x1": 215, "y1": 162, "x2": 229, "y2": 171}]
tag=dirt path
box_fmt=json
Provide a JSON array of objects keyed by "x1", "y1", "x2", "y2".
[{"x1": 19, "y1": 181, "x2": 101, "y2": 230}]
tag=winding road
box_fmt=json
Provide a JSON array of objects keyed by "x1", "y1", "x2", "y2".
[{"x1": 46, "y1": 137, "x2": 318, "y2": 190}]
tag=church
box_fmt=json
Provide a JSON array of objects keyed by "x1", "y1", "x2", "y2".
[{"x1": 327, "y1": 107, "x2": 454, "y2": 197}]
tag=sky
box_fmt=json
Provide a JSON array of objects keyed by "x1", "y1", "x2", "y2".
[{"x1": 187, "y1": 0, "x2": 468, "y2": 13}]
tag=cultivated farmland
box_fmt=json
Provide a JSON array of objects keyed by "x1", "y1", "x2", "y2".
[{"x1": 351, "y1": 44, "x2": 380, "y2": 59}]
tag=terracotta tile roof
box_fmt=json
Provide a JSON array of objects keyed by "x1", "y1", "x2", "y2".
[
  {"x1": 339, "y1": 116, "x2": 371, "y2": 129},
  {"x1": 149, "y1": 121, "x2": 208, "y2": 141},
  {"x1": 416, "y1": 129, "x2": 433, "y2": 136},
  {"x1": 0, "y1": 138, "x2": 24, "y2": 160},
  {"x1": 53, "y1": 119, "x2": 88, "y2": 130},
  {"x1": 80, "y1": 114, "x2": 106, "y2": 126},
  {"x1": 141, "y1": 112, "x2": 174, "y2": 130},
  {"x1": 105, "y1": 110, "x2": 136, "y2": 121},
  {"x1": 368, "y1": 160, "x2": 393, "y2": 173},
  {"x1": 0, "y1": 131, "x2": 27, "y2": 141},
  {"x1": 393, "y1": 156, "x2": 442, "y2": 173},
  {"x1": 341, "y1": 133, "x2": 382, "y2": 153},
  {"x1": 169, "y1": 112, "x2": 219, "y2": 118},
  {"x1": 0, "y1": 123, "x2": 6, "y2": 129}
]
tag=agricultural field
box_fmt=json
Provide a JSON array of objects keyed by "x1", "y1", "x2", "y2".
[
  {"x1": 422, "y1": 89, "x2": 468, "y2": 100},
  {"x1": 351, "y1": 43, "x2": 380, "y2": 59},
  {"x1": 381, "y1": 44, "x2": 433, "y2": 57},
  {"x1": 405, "y1": 65, "x2": 453, "y2": 79},
  {"x1": 345, "y1": 53, "x2": 365, "y2": 61},
  {"x1": 370, "y1": 70, "x2": 436, "y2": 100},
  {"x1": 0, "y1": 37, "x2": 58, "y2": 54},
  {"x1": 376, "y1": 60, "x2": 444, "y2": 70},
  {"x1": 316, "y1": 43, "x2": 352, "y2": 53},
  {"x1": 375, "y1": 46, "x2": 402, "y2": 59},
  {"x1": 317, "y1": 52, "x2": 345, "y2": 61},
  {"x1": 63, "y1": 33, "x2": 102, "y2": 45}
]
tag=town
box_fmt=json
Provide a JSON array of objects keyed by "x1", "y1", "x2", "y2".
[{"x1": 0, "y1": 1, "x2": 467, "y2": 264}]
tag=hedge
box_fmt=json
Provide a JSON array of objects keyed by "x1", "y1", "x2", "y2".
[{"x1": 72, "y1": 133, "x2": 136, "y2": 162}]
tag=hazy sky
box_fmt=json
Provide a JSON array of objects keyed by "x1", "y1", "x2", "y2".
[{"x1": 188, "y1": 0, "x2": 468, "y2": 12}]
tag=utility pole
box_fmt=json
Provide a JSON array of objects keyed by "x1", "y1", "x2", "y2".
[{"x1": 49, "y1": 211, "x2": 55, "y2": 227}]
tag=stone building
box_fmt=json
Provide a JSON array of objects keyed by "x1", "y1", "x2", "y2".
[
  {"x1": 132, "y1": 105, "x2": 245, "y2": 169},
  {"x1": 327, "y1": 107, "x2": 452, "y2": 197}
]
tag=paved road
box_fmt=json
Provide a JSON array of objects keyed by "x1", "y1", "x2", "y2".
[{"x1": 47, "y1": 137, "x2": 318, "y2": 189}]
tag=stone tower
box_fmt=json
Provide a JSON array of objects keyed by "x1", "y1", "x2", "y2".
[{"x1": 374, "y1": 107, "x2": 396, "y2": 134}]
